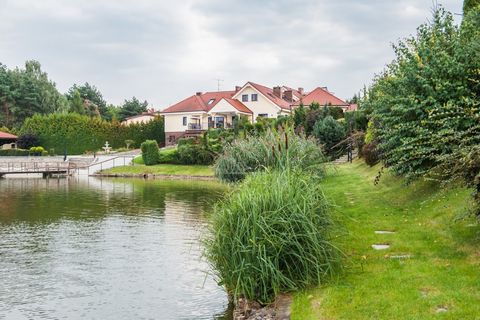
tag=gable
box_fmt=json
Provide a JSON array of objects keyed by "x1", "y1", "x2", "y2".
[
  {"x1": 161, "y1": 91, "x2": 235, "y2": 114},
  {"x1": 232, "y1": 83, "x2": 283, "y2": 111},
  {"x1": 208, "y1": 98, "x2": 252, "y2": 114}
]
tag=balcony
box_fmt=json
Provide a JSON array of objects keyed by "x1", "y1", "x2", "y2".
[
  {"x1": 187, "y1": 123, "x2": 202, "y2": 130},
  {"x1": 208, "y1": 122, "x2": 233, "y2": 129}
]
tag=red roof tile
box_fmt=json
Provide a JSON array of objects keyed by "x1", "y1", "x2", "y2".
[
  {"x1": 223, "y1": 98, "x2": 253, "y2": 114},
  {"x1": 0, "y1": 131, "x2": 17, "y2": 139},
  {"x1": 161, "y1": 91, "x2": 235, "y2": 113},
  {"x1": 294, "y1": 87, "x2": 348, "y2": 107}
]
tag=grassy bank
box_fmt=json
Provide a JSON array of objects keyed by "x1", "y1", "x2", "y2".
[
  {"x1": 292, "y1": 161, "x2": 480, "y2": 319},
  {"x1": 100, "y1": 164, "x2": 213, "y2": 176}
]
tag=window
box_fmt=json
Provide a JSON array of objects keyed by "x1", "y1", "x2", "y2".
[
  {"x1": 258, "y1": 113, "x2": 268, "y2": 118},
  {"x1": 215, "y1": 116, "x2": 225, "y2": 128},
  {"x1": 207, "y1": 98, "x2": 215, "y2": 105},
  {"x1": 242, "y1": 94, "x2": 248, "y2": 102},
  {"x1": 251, "y1": 94, "x2": 258, "y2": 101},
  {"x1": 182, "y1": 116, "x2": 187, "y2": 126}
]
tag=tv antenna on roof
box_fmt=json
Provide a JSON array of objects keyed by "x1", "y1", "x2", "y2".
[{"x1": 214, "y1": 78, "x2": 224, "y2": 91}]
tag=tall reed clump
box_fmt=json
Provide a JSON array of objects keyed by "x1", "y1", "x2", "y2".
[
  {"x1": 205, "y1": 169, "x2": 339, "y2": 304},
  {"x1": 214, "y1": 128, "x2": 326, "y2": 182}
]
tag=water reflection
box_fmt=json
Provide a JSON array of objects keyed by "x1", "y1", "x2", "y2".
[{"x1": 0, "y1": 177, "x2": 231, "y2": 319}]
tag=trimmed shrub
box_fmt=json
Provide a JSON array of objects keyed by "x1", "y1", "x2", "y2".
[
  {"x1": 214, "y1": 128, "x2": 326, "y2": 183},
  {"x1": 140, "y1": 140, "x2": 160, "y2": 165},
  {"x1": 17, "y1": 133, "x2": 40, "y2": 149},
  {"x1": 158, "y1": 148, "x2": 179, "y2": 164},
  {"x1": 29, "y1": 146, "x2": 48, "y2": 156},
  {"x1": 0, "y1": 149, "x2": 30, "y2": 156},
  {"x1": 205, "y1": 169, "x2": 339, "y2": 303},
  {"x1": 363, "y1": 142, "x2": 379, "y2": 166}
]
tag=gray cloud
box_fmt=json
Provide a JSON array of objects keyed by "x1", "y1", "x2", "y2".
[{"x1": 0, "y1": 0, "x2": 462, "y2": 109}]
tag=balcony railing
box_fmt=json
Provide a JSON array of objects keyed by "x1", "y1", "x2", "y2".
[
  {"x1": 208, "y1": 122, "x2": 232, "y2": 129},
  {"x1": 187, "y1": 123, "x2": 202, "y2": 130}
]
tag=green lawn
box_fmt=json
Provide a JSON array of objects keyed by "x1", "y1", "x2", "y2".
[
  {"x1": 291, "y1": 161, "x2": 480, "y2": 319},
  {"x1": 100, "y1": 163, "x2": 214, "y2": 176}
]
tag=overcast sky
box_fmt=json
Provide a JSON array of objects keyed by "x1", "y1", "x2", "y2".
[{"x1": 0, "y1": 0, "x2": 462, "y2": 110}]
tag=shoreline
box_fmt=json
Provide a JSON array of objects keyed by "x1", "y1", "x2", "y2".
[{"x1": 91, "y1": 173, "x2": 217, "y2": 181}]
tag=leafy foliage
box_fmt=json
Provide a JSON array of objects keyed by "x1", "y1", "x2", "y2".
[
  {"x1": 364, "y1": 7, "x2": 480, "y2": 181},
  {"x1": 66, "y1": 83, "x2": 108, "y2": 118},
  {"x1": 17, "y1": 133, "x2": 40, "y2": 149},
  {"x1": 344, "y1": 110, "x2": 368, "y2": 132},
  {"x1": 0, "y1": 61, "x2": 68, "y2": 128},
  {"x1": 118, "y1": 97, "x2": 149, "y2": 121},
  {"x1": 464, "y1": 0, "x2": 480, "y2": 14}
]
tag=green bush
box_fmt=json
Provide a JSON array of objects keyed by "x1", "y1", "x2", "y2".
[
  {"x1": 344, "y1": 111, "x2": 368, "y2": 132},
  {"x1": 177, "y1": 142, "x2": 214, "y2": 165},
  {"x1": 205, "y1": 169, "x2": 339, "y2": 303},
  {"x1": 0, "y1": 149, "x2": 30, "y2": 156},
  {"x1": 214, "y1": 128, "x2": 326, "y2": 183},
  {"x1": 313, "y1": 116, "x2": 346, "y2": 159},
  {"x1": 17, "y1": 133, "x2": 40, "y2": 149},
  {"x1": 20, "y1": 113, "x2": 165, "y2": 155},
  {"x1": 29, "y1": 146, "x2": 48, "y2": 156},
  {"x1": 140, "y1": 140, "x2": 160, "y2": 165},
  {"x1": 158, "y1": 148, "x2": 179, "y2": 164}
]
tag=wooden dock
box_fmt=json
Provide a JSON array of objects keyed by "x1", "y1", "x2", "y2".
[{"x1": 0, "y1": 161, "x2": 77, "y2": 178}]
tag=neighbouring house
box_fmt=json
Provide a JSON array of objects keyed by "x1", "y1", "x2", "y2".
[
  {"x1": 122, "y1": 109, "x2": 158, "y2": 125},
  {"x1": 0, "y1": 131, "x2": 18, "y2": 150},
  {"x1": 160, "y1": 81, "x2": 353, "y2": 145},
  {"x1": 291, "y1": 86, "x2": 353, "y2": 112}
]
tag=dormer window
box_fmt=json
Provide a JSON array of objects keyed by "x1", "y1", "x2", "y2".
[
  {"x1": 208, "y1": 98, "x2": 215, "y2": 105},
  {"x1": 251, "y1": 94, "x2": 258, "y2": 101},
  {"x1": 242, "y1": 94, "x2": 248, "y2": 102}
]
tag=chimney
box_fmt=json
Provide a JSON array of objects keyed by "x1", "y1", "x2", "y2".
[
  {"x1": 284, "y1": 90, "x2": 293, "y2": 102},
  {"x1": 196, "y1": 92, "x2": 202, "y2": 96},
  {"x1": 321, "y1": 86, "x2": 328, "y2": 91},
  {"x1": 298, "y1": 87, "x2": 304, "y2": 95},
  {"x1": 235, "y1": 86, "x2": 241, "y2": 92},
  {"x1": 273, "y1": 86, "x2": 283, "y2": 98}
]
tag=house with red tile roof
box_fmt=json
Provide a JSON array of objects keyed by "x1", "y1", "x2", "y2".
[
  {"x1": 160, "y1": 82, "x2": 351, "y2": 145},
  {"x1": 0, "y1": 131, "x2": 18, "y2": 150},
  {"x1": 292, "y1": 86, "x2": 351, "y2": 111}
]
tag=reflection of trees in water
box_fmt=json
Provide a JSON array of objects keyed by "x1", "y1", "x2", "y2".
[{"x1": 0, "y1": 177, "x2": 225, "y2": 223}]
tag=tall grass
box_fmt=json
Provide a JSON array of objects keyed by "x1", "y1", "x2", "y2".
[
  {"x1": 205, "y1": 169, "x2": 340, "y2": 304},
  {"x1": 214, "y1": 127, "x2": 326, "y2": 182}
]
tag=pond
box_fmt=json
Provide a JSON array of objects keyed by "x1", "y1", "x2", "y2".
[{"x1": 0, "y1": 177, "x2": 231, "y2": 319}]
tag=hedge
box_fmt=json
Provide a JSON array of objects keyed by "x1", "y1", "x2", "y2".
[
  {"x1": 0, "y1": 149, "x2": 31, "y2": 156},
  {"x1": 140, "y1": 140, "x2": 161, "y2": 165},
  {"x1": 20, "y1": 113, "x2": 165, "y2": 155}
]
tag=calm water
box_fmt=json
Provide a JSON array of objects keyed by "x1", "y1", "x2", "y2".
[{"x1": 0, "y1": 177, "x2": 231, "y2": 320}]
